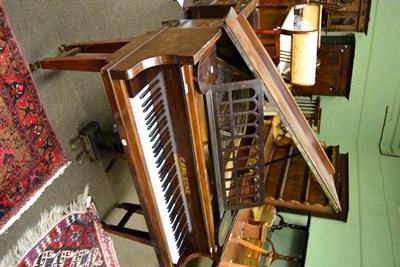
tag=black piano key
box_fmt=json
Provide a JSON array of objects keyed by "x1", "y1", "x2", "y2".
[
  {"x1": 169, "y1": 195, "x2": 183, "y2": 215},
  {"x1": 156, "y1": 153, "x2": 166, "y2": 168},
  {"x1": 145, "y1": 110, "x2": 165, "y2": 136},
  {"x1": 151, "y1": 135, "x2": 163, "y2": 149},
  {"x1": 162, "y1": 172, "x2": 177, "y2": 191},
  {"x1": 171, "y1": 207, "x2": 185, "y2": 233},
  {"x1": 176, "y1": 223, "x2": 188, "y2": 244},
  {"x1": 146, "y1": 110, "x2": 165, "y2": 133},
  {"x1": 159, "y1": 155, "x2": 174, "y2": 176},
  {"x1": 173, "y1": 222, "x2": 184, "y2": 242},
  {"x1": 161, "y1": 174, "x2": 173, "y2": 193},
  {"x1": 150, "y1": 88, "x2": 162, "y2": 101},
  {"x1": 164, "y1": 183, "x2": 175, "y2": 201},
  {"x1": 151, "y1": 137, "x2": 162, "y2": 153},
  {"x1": 172, "y1": 220, "x2": 183, "y2": 237},
  {"x1": 153, "y1": 138, "x2": 171, "y2": 159},
  {"x1": 161, "y1": 174, "x2": 171, "y2": 192},
  {"x1": 147, "y1": 116, "x2": 160, "y2": 135},
  {"x1": 151, "y1": 102, "x2": 164, "y2": 117},
  {"x1": 153, "y1": 142, "x2": 163, "y2": 157},
  {"x1": 139, "y1": 79, "x2": 160, "y2": 99},
  {"x1": 166, "y1": 188, "x2": 181, "y2": 216},
  {"x1": 154, "y1": 102, "x2": 165, "y2": 114},
  {"x1": 145, "y1": 102, "x2": 165, "y2": 121},
  {"x1": 156, "y1": 146, "x2": 172, "y2": 168},
  {"x1": 158, "y1": 161, "x2": 168, "y2": 176},
  {"x1": 173, "y1": 217, "x2": 186, "y2": 237},
  {"x1": 162, "y1": 170, "x2": 177, "y2": 191},
  {"x1": 178, "y1": 239, "x2": 185, "y2": 255},
  {"x1": 159, "y1": 163, "x2": 174, "y2": 183},
  {"x1": 166, "y1": 186, "x2": 180, "y2": 211},
  {"x1": 160, "y1": 136, "x2": 171, "y2": 151},
  {"x1": 159, "y1": 167, "x2": 170, "y2": 184},
  {"x1": 153, "y1": 115, "x2": 167, "y2": 130},
  {"x1": 146, "y1": 103, "x2": 164, "y2": 124},
  {"x1": 171, "y1": 205, "x2": 184, "y2": 231},
  {"x1": 166, "y1": 181, "x2": 179, "y2": 199},
  {"x1": 144, "y1": 105, "x2": 155, "y2": 121},
  {"x1": 152, "y1": 131, "x2": 169, "y2": 150},
  {"x1": 169, "y1": 197, "x2": 183, "y2": 220},
  {"x1": 164, "y1": 180, "x2": 181, "y2": 208},
  {"x1": 149, "y1": 119, "x2": 167, "y2": 142},
  {"x1": 143, "y1": 92, "x2": 162, "y2": 113},
  {"x1": 175, "y1": 223, "x2": 189, "y2": 251},
  {"x1": 149, "y1": 122, "x2": 168, "y2": 143},
  {"x1": 142, "y1": 97, "x2": 154, "y2": 112},
  {"x1": 146, "y1": 110, "x2": 157, "y2": 128},
  {"x1": 142, "y1": 88, "x2": 161, "y2": 112},
  {"x1": 139, "y1": 86, "x2": 151, "y2": 100},
  {"x1": 168, "y1": 201, "x2": 176, "y2": 216},
  {"x1": 177, "y1": 226, "x2": 189, "y2": 254},
  {"x1": 154, "y1": 141, "x2": 172, "y2": 160},
  {"x1": 159, "y1": 161, "x2": 175, "y2": 184},
  {"x1": 148, "y1": 116, "x2": 167, "y2": 140},
  {"x1": 163, "y1": 144, "x2": 173, "y2": 154},
  {"x1": 146, "y1": 116, "x2": 158, "y2": 131}
]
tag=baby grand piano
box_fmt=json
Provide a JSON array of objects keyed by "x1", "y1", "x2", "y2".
[{"x1": 33, "y1": 9, "x2": 342, "y2": 267}]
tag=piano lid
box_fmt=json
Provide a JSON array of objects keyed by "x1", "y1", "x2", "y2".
[{"x1": 223, "y1": 9, "x2": 341, "y2": 212}]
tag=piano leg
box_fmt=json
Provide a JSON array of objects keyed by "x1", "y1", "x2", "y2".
[
  {"x1": 29, "y1": 38, "x2": 131, "y2": 72},
  {"x1": 102, "y1": 203, "x2": 152, "y2": 246}
]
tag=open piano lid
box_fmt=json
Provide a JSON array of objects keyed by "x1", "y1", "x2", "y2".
[{"x1": 223, "y1": 9, "x2": 341, "y2": 212}]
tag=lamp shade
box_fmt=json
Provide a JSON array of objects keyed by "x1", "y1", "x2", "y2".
[{"x1": 291, "y1": 30, "x2": 318, "y2": 86}]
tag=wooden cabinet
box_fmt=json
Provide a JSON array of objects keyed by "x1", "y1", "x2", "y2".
[
  {"x1": 323, "y1": 0, "x2": 372, "y2": 34},
  {"x1": 291, "y1": 34, "x2": 355, "y2": 98},
  {"x1": 186, "y1": 0, "x2": 258, "y2": 20},
  {"x1": 259, "y1": 0, "x2": 372, "y2": 34},
  {"x1": 258, "y1": 0, "x2": 303, "y2": 5},
  {"x1": 263, "y1": 118, "x2": 349, "y2": 221}
]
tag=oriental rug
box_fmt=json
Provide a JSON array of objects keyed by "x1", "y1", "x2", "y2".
[
  {"x1": 0, "y1": 2, "x2": 70, "y2": 234},
  {"x1": 0, "y1": 187, "x2": 120, "y2": 266}
]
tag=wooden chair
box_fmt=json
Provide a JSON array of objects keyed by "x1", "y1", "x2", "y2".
[{"x1": 220, "y1": 212, "x2": 311, "y2": 267}]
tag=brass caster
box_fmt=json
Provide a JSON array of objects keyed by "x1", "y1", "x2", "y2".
[
  {"x1": 58, "y1": 44, "x2": 67, "y2": 52},
  {"x1": 29, "y1": 61, "x2": 41, "y2": 72}
]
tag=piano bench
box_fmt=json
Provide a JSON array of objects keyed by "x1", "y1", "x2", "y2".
[
  {"x1": 102, "y1": 203, "x2": 152, "y2": 246},
  {"x1": 71, "y1": 121, "x2": 125, "y2": 171}
]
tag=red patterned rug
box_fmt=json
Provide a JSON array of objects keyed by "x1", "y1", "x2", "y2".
[
  {"x1": 0, "y1": 2, "x2": 70, "y2": 234},
  {"x1": 1, "y1": 187, "x2": 120, "y2": 266}
]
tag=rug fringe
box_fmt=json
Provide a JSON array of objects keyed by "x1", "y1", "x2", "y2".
[
  {"x1": 0, "y1": 184, "x2": 89, "y2": 267},
  {"x1": 0, "y1": 163, "x2": 70, "y2": 236}
]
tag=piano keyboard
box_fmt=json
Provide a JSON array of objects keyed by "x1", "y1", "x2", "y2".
[{"x1": 130, "y1": 75, "x2": 192, "y2": 264}]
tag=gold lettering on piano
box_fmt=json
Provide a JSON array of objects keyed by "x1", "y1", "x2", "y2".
[{"x1": 179, "y1": 157, "x2": 191, "y2": 195}]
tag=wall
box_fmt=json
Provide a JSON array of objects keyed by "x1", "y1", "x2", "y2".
[{"x1": 306, "y1": 1, "x2": 400, "y2": 266}]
